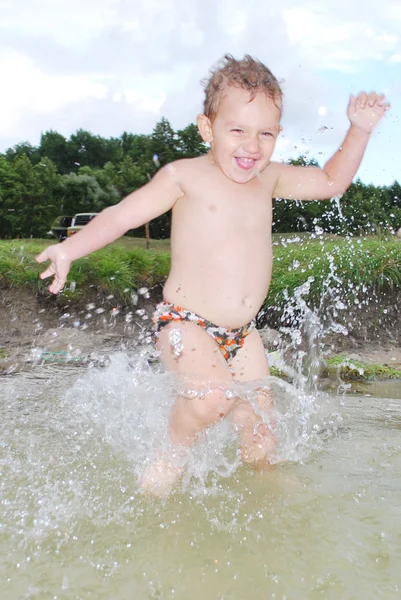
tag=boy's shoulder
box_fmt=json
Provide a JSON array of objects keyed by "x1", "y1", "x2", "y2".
[
  {"x1": 165, "y1": 155, "x2": 210, "y2": 183},
  {"x1": 168, "y1": 155, "x2": 209, "y2": 171}
]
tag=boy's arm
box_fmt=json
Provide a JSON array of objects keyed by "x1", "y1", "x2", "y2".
[
  {"x1": 45, "y1": 162, "x2": 183, "y2": 262},
  {"x1": 272, "y1": 92, "x2": 389, "y2": 201},
  {"x1": 36, "y1": 162, "x2": 184, "y2": 293}
]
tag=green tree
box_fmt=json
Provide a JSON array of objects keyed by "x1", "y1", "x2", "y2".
[
  {"x1": 68, "y1": 129, "x2": 114, "y2": 170},
  {"x1": 59, "y1": 173, "x2": 119, "y2": 216},
  {"x1": 0, "y1": 156, "x2": 18, "y2": 237},
  {"x1": 176, "y1": 123, "x2": 208, "y2": 158},
  {"x1": 33, "y1": 157, "x2": 64, "y2": 237},
  {"x1": 7, "y1": 154, "x2": 39, "y2": 238},
  {"x1": 5, "y1": 141, "x2": 40, "y2": 165},
  {"x1": 39, "y1": 131, "x2": 71, "y2": 174},
  {"x1": 150, "y1": 118, "x2": 179, "y2": 166}
]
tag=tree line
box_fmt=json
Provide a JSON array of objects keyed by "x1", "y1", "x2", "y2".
[{"x1": 0, "y1": 117, "x2": 400, "y2": 239}]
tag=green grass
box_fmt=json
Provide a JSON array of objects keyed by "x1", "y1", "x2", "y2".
[
  {"x1": 326, "y1": 355, "x2": 401, "y2": 381},
  {"x1": 0, "y1": 235, "x2": 400, "y2": 306},
  {"x1": 0, "y1": 237, "x2": 171, "y2": 300},
  {"x1": 266, "y1": 235, "x2": 401, "y2": 309}
]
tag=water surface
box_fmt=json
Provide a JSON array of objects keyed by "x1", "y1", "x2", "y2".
[{"x1": 1, "y1": 355, "x2": 401, "y2": 600}]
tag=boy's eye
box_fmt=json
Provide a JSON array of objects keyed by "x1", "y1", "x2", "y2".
[
  {"x1": 262, "y1": 131, "x2": 273, "y2": 137},
  {"x1": 231, "y1": 128, "x2": 243, "y2": 133}
]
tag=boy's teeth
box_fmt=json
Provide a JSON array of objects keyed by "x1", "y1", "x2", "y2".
[{"x1": 236, "y1": 157, "x2": 256, "y2": 169}]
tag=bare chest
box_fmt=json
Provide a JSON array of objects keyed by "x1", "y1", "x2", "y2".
[{"x1": 177, "y1": 180, "x2": 272, "y2": 235}]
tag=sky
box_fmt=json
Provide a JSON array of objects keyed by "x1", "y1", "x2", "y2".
[{"x1": 0, "y1": 0, "x2": 400, "y2": 185}]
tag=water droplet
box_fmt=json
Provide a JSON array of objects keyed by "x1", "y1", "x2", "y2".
[{"x1": 169, "y1": 328, "x2": 183, "y2": 358}]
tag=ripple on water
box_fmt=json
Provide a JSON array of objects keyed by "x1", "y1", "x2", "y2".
[{"x1": 1, "y1": 351, "x2": 401, "y2": 599}]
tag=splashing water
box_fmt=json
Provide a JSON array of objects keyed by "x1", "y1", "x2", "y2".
[
  {"x1": 2, "y1": 242, "x2": 401, "y2": 597},
  {"x1": 2, "y1": 338, "x2": 401, "y2": 598}
]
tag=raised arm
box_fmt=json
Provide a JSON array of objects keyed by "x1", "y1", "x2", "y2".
[
  {"x1": 272, "y1": 92, "x2": 390, "y2": 201},
  {"x1": 36, "y1": 162, "x2": 184, "y2": 293}
]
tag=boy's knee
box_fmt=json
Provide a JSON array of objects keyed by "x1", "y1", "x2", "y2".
[{"x1": 186, "y1": 386, "x2": 236, "y2": 426}]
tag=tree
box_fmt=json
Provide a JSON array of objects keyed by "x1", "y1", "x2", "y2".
[
  {"x1": 59, "y1": 173, "x2": 119, "y2": 216},
  {"x1": 33, "y1": 157, "x2": 64, "y2": 237},
  {"x1": 0, "y1": 156, "x2": 18, "y2": 237},
  {"x1": 7, "y1": 154, "x2": 38, "y2": 238},
  {"x1": 39, "y1": 131, "x2": 71, "y2": 174},
  {"x1": 69, "y1": 129, "x2": 113, "y2": 170},
  {"x1": 150, "y1": 118, "x2": 179, "y2": 166},
  {"x1": 176, "y1": 123, "x2": 208, "y2": 158},
  {"x1": 5, "y1": 141, "x2": 40, "y2": 165}
]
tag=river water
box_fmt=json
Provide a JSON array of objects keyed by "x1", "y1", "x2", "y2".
[{"x1": 1, "y1": 349, "x2": 401, "y2": 600}]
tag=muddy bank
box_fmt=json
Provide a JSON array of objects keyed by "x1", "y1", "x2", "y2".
[
  {"x1": 1, "y1": 285, "x2": 401, "y2": 376},
  {"x1": 0, "y1": 286, "x2": 160, "y2": 372}
]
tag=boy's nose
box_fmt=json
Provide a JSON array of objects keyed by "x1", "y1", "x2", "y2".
[{"x1": 243, "y1": 137, "x2": 261, "y2": 154}]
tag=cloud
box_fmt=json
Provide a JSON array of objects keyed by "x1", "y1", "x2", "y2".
[
  {"x1": 0, "y1": 0, "x2": 399, "y2": 185},
  {"x1": 0, "y1": 50, "x2": 108, "y2": 137},
  {"x1": 282, "y1": 5, "x2": 400, "y2": 72},
  {"x1": 0, "y1": 0, "x2": 120, "y2": 45}
]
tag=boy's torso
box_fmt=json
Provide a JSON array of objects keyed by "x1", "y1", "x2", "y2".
[{"x1": 163, "y1": 155, "x2": 278, "y2": 328}]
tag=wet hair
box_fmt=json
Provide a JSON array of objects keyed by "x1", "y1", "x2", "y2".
[{"x1": 202, "y1": 54, "x2": 283, "y2": 120}]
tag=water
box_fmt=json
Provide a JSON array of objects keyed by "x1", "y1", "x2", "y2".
[{"x1": 1, "y1": 351, "x2": 401, "y2": 600}]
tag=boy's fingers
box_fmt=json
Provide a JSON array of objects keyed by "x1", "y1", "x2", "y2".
[
  {"x1": 39, "y1": 265, "x2": 55, "y2": 280},
  {"x1": 35, "y1": 250, "x2": 49, "y2": 263},
  {"x1": 368, "y1": 92, "x2": 377, "y2": 107},
  {"x1": 357, "y1": 91, "x2": 368, "y2": 108},
  {"x1": 49, "y1": 280, "x2": 65, "y2": 294}
]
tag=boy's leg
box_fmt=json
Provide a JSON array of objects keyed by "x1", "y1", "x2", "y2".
[
  {"x1": 140, "y1": 321, "x2": 237, "y2": 495},
  {"x1": 158, "y1": 321, "x2": 238, "y2": 443},
  {"x1": 228, "y1": 329, "x2": 276, "y2": 465}
]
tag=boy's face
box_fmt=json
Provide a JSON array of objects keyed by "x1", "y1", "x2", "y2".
[{"x1": 198, "y1": 86, "x2": 281, "y2": 184}]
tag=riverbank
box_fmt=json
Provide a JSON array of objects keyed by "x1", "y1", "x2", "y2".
[{"x1": 1, "y1": 235, "x2": 401, "y2": 381}]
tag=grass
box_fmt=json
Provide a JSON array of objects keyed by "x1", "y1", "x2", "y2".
[
  {"x1": 0, "y1": 234, "x2": 400, "y2": 306},
  {"x1": 326, "y1": 355, "x2": 401, "y2": 381},
  {"x1": 0, "y1": 237, "x2": 171, "y2": 301},
  {"x1": 266, "y1": 234, "x2": 401, "y2": 309}
]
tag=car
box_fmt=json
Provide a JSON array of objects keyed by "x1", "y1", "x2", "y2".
[
  {"x1": 67, "y1": 213, "x2": 99, "y2": 237},
  {"x1": 50, "y1": 216, "x2": 74, "y2": 241}
]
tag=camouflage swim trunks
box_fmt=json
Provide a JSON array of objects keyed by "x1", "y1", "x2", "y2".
[{"x1": 152, "y1": 301, "x2": 256, "y2": 362}]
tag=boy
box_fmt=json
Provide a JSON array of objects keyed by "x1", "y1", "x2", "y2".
[{"x1": 36, "y1": 55, "x2": 389, "y2": 495}]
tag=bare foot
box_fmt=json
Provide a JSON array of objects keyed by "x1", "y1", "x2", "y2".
[
  {"x1": 240, "y1": 422, "x2": 277, "y2": 465},
  {"x1": 139, "y1": 454, "x2": 185, "y2": 498}
]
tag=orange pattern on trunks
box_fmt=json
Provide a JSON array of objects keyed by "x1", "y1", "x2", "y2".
[{"x1": 153, "y1": 301, "x2": 256, "y2": 362}]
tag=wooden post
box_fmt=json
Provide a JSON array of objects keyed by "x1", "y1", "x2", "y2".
[
  {"x1": 146, "y1": 173, "x2": 152, "y2": 250},
  {"x1": 145, "y1": 222, "x2": 150, "y2": 250}
]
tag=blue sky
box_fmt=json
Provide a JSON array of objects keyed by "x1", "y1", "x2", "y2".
[{"x1": 0, "y1": 0, "x2": 400, "y2": 186}]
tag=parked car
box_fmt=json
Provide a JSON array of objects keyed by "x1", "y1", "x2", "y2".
[
  {"x1": 67, "y1": 213, "x2": 99, "y2": 237},
  {"x1": 50, "y1": 216, "x2": 74, "y2": 241}
]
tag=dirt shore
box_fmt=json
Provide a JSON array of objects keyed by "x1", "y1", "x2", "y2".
[{"x1": 1, "y1": 286, "x2": 401, "y2": 374}]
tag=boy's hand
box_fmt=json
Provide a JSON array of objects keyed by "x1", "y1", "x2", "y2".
[
  {"x1": 35, "y1": 245, "x2": 72, "y2": 294},
  {"x1": 347, "y1": 92, "x2": 390, "y2": 134}
]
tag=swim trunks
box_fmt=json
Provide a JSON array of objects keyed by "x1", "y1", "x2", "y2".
[{"x1": 152, "y1": 301, "x2": 256, "y2": 362}]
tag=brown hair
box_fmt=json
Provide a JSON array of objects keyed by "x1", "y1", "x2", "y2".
[{"x1": 202, "y1": 54, "x2": 283, "y2": 120}]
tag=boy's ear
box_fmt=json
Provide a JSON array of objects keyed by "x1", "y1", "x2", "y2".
[{"x1": 197, "y1": 114, "x2": 213, "y2": 143}]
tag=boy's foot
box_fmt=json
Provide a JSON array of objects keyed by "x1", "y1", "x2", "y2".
[
  {"x1": 139, "y1": 454, "x2": 185, "y2": 498},
  {"x1": 239, "y1": 422, "x2": 277, "y2": 465}
]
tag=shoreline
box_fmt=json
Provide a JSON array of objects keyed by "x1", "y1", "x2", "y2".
[{"x1": 1, "y1": 285, "x2": 400, "y2": 382}]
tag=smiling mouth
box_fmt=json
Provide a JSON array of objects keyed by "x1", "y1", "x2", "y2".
[{"x1": 235, "y1": 157, "x2": 257, "y2": 170}]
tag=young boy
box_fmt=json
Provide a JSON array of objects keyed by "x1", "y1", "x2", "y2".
[{"x1": 36, "y1": 55, "x2": 389, "y2": 495}]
